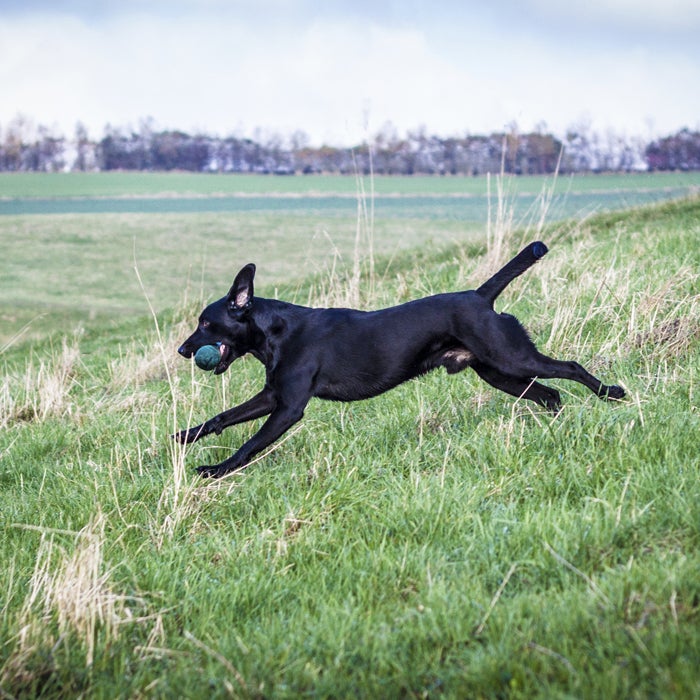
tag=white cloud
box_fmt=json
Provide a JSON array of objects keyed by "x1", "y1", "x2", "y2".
[
  {"x1": 1, "y1": 4, "x2": 698, "y2": 146},
  {"x1": 526, "y1": 0, "x2": 700, "y2": 32}
]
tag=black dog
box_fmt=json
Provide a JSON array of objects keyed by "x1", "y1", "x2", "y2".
[{"x1": 176, "y1": 242, "x2": 624, "y2": 477}]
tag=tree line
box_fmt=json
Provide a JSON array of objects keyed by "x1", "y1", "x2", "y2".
[{"x1": 1, "y1": 115, "x2": 699, "y2": 175}]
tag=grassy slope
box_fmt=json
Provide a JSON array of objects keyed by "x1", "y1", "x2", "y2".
[{"x1": 1, "y1": 197, "x2": 699, "y2": 698}]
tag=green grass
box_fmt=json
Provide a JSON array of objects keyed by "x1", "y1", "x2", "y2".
[
  {"x1": 2, "y1": 171, "x2": 698, "y2": 347},
  {"x1": 0, "y1": 211, "x2": 483, "y2": 346},
  {"x1": 1, "y1": 196, "x2": 699, "y2": 698},
  {"x1": 2, "y1": 170, "x2": 700, "y2": 198}
]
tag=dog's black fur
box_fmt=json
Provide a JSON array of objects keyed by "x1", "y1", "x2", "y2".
[{"x1": 176, "y1": 242, "x2": 624, "y2": 477}]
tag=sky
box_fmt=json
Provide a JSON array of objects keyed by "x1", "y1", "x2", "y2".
[{"x1": 1, "y1": 0, "x2": 699, "y2": 146}]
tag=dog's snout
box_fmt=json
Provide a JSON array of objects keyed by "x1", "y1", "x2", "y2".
[{"x1": 178, "y1": 344, "x2": 193, "y2": 358}]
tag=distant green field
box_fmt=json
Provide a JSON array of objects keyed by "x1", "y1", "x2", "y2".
[
  {"x1": 1, "y1": 170, "x2": 699, "y2": 198},
  {"x1": 2, "y1": 190, "x2": 693, "y2": 219},
  {"x1": 1, "y1": 172, "x2": 699, "y2": 347},
  {"x1": 1, "y1": 171, "x2": 698, "y2": 221}
]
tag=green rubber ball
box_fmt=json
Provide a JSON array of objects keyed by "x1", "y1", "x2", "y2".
[{"x1": 194, "y1": 345, "x2": 221, "y2": 371}]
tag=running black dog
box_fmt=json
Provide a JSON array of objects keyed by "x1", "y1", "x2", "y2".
[{"x1": 176, "y1": 242, "x2": 624, "y2": 477}]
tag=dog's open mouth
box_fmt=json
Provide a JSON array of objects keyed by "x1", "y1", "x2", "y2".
[{"x1": 214, "y1": 343, "x2": 233, "y2": 374}]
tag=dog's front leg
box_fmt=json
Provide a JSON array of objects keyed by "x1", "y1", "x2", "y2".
[
  {"x1": 197, "y1": 400, "x2": 307, "y2": 478},
  {"x1": 174, "y1": 388, "x2": 276, "y2": 444}
]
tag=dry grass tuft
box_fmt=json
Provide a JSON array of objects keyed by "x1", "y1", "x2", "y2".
[
  {"x1": 481, "y1": 151, "x2": 562, "y2": 277},
  {"x1": 625, "y1": 267, "x2": 700, "y2": 359},
  {"x1": 2, "y1": 515, "x2": 139, "y2": 690},
  {"x1": 306, "y1": 167, "x2": 376, "y2": 309},
  {"x1": 0, "y1": 335, "x2": 81, "y2": 428},
  {"x1": 631, "y1": 315, "x2": 699, "y2": 358}
]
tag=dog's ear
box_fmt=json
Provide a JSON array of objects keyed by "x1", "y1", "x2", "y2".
[{"x1": 227, "y1": 263, "x2": 256, "y2": 311}]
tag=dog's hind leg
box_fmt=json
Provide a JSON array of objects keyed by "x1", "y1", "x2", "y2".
[
  {"x1": 512, "y1": 353, "x2": 625, "y2": 401},
  {"x1": 471, "y1": 313, "x2": 624, "y2": 403},
  {"x1": 471, "y1": 361, "x2": 561, "y2": 411}
]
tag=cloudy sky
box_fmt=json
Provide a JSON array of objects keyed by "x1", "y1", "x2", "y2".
[{"x1": 1, "y1": 0, "x2": 698, "y2": 145}]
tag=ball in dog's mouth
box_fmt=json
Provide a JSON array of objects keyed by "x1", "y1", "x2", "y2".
[{"x1": 194, "y1": 344, "x2": 223, "y2": 371}]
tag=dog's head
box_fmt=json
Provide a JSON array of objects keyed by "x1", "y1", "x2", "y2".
[{"x1": 178, "y1": 263, "x2": 257, "y2": 375}]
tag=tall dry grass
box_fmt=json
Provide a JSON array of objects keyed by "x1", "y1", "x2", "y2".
[
  {"x1": 1, "y1": 335, "x2": 81, "y2": 428},
  {"x1": 2, "y1": 515, "x2": 139, "y2": 687}
]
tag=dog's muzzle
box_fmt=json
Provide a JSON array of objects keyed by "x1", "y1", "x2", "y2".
[{"x1": 178, "y1": 344, "x2": 193, "y2": 358}]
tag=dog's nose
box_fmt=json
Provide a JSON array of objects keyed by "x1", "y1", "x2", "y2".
[{"x1": 178, "y1": 345, "x2": 192, "y2": 358}]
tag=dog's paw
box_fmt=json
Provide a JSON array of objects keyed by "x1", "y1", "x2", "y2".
[
  {"x1": 172, "y1": 430, "x2": 188, "y2": 444},
  {"x1": 196, "y1": 464, "x2": 230, "y2": 479},
  {"x1": 173, "y1": 426, "x2": 203, "y2": 444}
]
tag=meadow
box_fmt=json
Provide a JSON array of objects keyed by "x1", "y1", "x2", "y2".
[
  {"x1": 2, "y1": 170, "x2": 700, "y2": 198},
  {"x1": 0, "y1": 173, "x2": 699, "y2": 698},
  {"x1": 1, "y1": 171, "x2": 699, "y2": 346}
]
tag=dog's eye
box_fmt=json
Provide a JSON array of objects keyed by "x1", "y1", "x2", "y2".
[{"x1": 200, "y1": 320, "x2": 211, "y2": 329}]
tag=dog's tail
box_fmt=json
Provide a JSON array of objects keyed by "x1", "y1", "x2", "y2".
[{"x1": 476, "y1": 241, "x2": 548, "y2": 305}]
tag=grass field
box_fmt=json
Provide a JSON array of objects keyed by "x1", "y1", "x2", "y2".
[
  {"x1": 2, "y1": 170, "x2": 700, "y2": 198},
  {"x1": 0, "y1": 177, "x2": 699, "y2": 697},
  {"x1": 1, "y1": 172, "x2": 698, "y2": 347}
]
